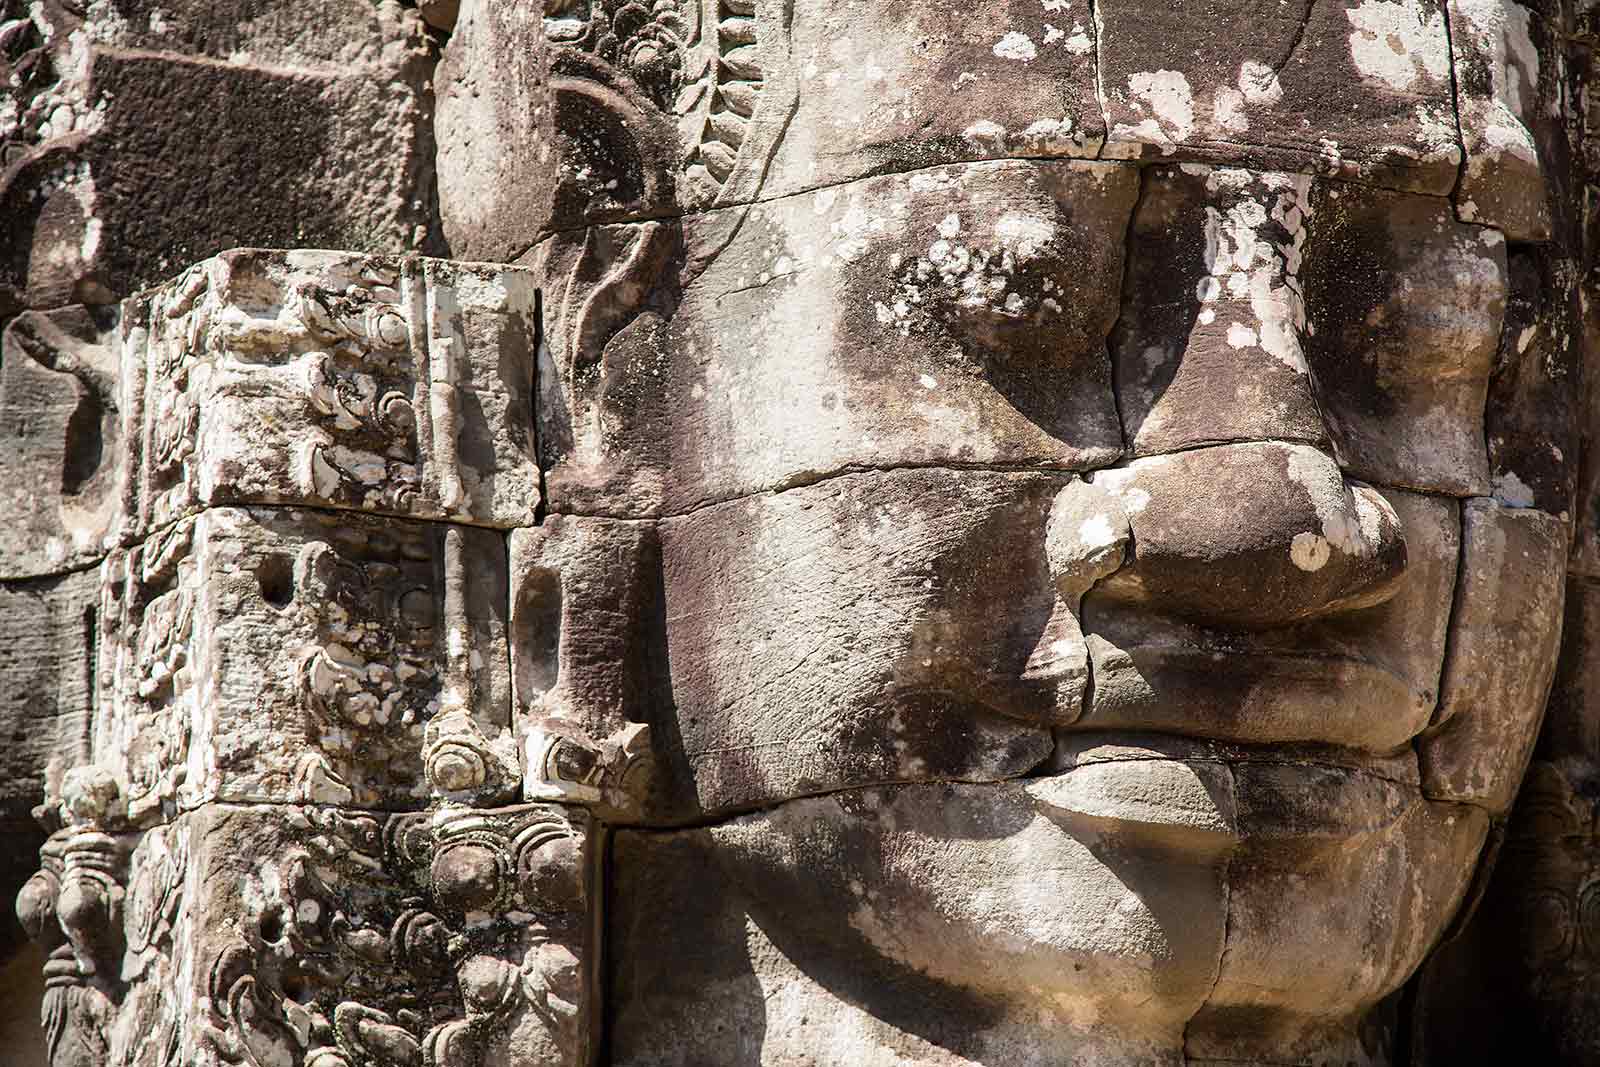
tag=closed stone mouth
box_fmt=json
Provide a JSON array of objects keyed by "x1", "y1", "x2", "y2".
[{"x1": 1020, "y1": 728, "x2": 1425, "y2": 843}]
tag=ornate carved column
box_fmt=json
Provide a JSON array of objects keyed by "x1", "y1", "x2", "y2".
[{"x1": 7, "y1": 248, "x2": 635, "y2": 1067}]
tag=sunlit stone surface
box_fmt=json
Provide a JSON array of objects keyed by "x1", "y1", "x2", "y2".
[{"x1": 1, "y1": 0, "x2": 1598, "y2": 1063}]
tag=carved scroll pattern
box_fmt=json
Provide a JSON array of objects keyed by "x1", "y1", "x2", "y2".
[
  {"x1": 137, "y1": 258, "x2": 423, "y2": 529},
  {"x1": 197, "y1": 805, "x2": 590, "y2": 1067},
  {"x1": 98, "y1": 520, "x2": 197, "y2": 823},
  {"x1": 290, "y1": 527, "x2": 447, "y2": 807},
  {"x1": 678, "y1": 0, "x2": 763, "y2": 201},
  {"x1": 544, "y1": 0, "x2": 769, "y2": 205}
]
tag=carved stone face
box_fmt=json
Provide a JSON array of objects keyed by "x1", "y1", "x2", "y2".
[{"x1": 437, "y1": 1, "x2": 1576, "y2": 1062}]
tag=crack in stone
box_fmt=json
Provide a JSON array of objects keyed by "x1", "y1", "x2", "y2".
[
  {"x1": 621, "y1": 753, "x2": 1485, "y2": 836},
  {"x1": 0, "y1": 553, "x2": 109, "y2": 587},
  {"x1": 504, "y1": 138, "x2": 1480, "y2": 267},
  {"x1": 1103, "y1": 159, "x2": 1149, "y2": 454},
  {"x1": 1088, "y1": 0, "x2": 1111, "y2": 160},
  {"x1": 1271, "y1": 0, "x2": 1317, "y2": 78},
  {"x1": 531, "y1": 285, "x2": 550, "y2": 528},
  {"x1": 1438, "y1": 0, "x2": 1474, "y2": 221},
  {"x1": 1410, "y1": 490, "x2": 1471, "y2": 780},
  {"x1": 545, "y1": 443, "x2": 1550, "y2": 525}
]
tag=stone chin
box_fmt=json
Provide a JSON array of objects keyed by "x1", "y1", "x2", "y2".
[{"x1": 707, "y1": 756, "x2": 1488, "y2": 1066}]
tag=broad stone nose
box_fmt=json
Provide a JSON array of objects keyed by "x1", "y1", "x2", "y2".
[{"x1": 1059, "y1": 442, "x2": 1407, "y2": 630}]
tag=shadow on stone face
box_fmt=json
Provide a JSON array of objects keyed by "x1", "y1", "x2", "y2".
[
  {"x1": 0, "y1": 938, "x2": 48, "y2": 1067},
  {"x1": 606, "y1": 830, "x2": 768, "y2": 1065}
]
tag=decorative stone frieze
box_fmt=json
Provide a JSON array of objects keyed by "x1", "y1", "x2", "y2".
[{"x1": 120, "y1": 250, "x2": 539, "y2": 534}]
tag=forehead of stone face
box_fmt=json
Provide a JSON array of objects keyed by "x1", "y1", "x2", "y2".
[{"x1": 436, "y1": 0, "x2": 1506, "y2": 256}]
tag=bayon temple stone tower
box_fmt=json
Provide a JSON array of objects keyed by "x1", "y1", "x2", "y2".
[{"x1": 3, "y1": 0, "x2": 1600, "y2": 1063}]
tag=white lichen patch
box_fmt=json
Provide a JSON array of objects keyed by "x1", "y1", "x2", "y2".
[
  {"x1": 1078, "y1": 514, "x2": 1119, "y2": 550},
  {"x1": 993, "y1": 32, "x2": 1038, "y2": 61},
  {"x1": 870, "y1": 196, "x2": 1067, "y2": 337},
  {"x1": 1238, "y1": 60, "x2": 1284, "y2": 105},
  {"x1": 1190, "y1": 171, "x2": 1314, "y2": 373},
  {"x1": 1283, "y1": 446, "x2": 1396, "y2": 559},
  {"x1": 1226, "y1": 321, "x2": 1259, "y2": 348},
  {"x1": 828, "y1": 194, "x2": 913, "y2": 263},
  {"x1": 1112, "y1": 70, "x2": 1196, "y2": 154},
  {"x1": 1212, "y1": 87, "x2": 1249, "y2": 134},
  {"x1": 1344, "y1": 0, "x2": 1450, "y2": 92},
  {"x1": 1290, "y1": 531, "x2": 1332, "y2": 571}
]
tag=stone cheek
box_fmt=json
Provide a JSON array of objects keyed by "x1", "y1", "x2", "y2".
[
  {"x1": 532, "y1": 159, "x2": 1135, "y2": 517},
  {"x1": 658, "y1": 469, "x2": 1067, "y2": 815},
  {"x1": 1299, "y1": 185, "x2": 1509, "y2": 498}
]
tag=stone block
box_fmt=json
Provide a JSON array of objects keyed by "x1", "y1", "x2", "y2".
[
  {"x1": 656, "y1": 468, "x2": 1072, "y2": 816},
  {"x1": 1115, "y1": 165, "x2": 1514, "y2": 488},
  {"x1": 0, "y1": 567, "x2": 97, "y2": 844},
  {"x1": 1419, "y1": 499, "x2": 1567, "y2": 813},
  {"x1": 93, "y1": 507, "x2": 509, "y2": 815},
  {"x1": 51, "y1": 0, "x2": 434, "y2": 71},
  {"x1": 18, "y1": 799, "x2": 595, "y2": 1067},
  {"x1": 122, "y1": 250, "x2": 538, "y2": 534},
  {"x1": 613, "y1": 763, "x2": 1485, "y2": 1066},
  {"x1": 1, "y1": 2, "x2": 440, "y2": 307},
  {"x1": 509, "y1": 517, "x2": 673, "y2": 821},
  {"x1": 534, "y1": 160, "x2": 1135, "y2": 516},
  {"x1": 1537, "y1": 575, "x2": 1600, "y2": 763},
  {"x1": 1096, "y1": 0, "x2": 1461, "y2": 194},
  {"x1": 1413, "y1": 760, "x2": 1600, "y2": 1063},
  {"x1": 1451, "y1": 0, "x2": 1560, "y2": 240},
  {"x1": 761, "y1": 2, "x2": 1105, "y2": 198},
  {"x1": 0, "y1": 564, "x2": 92, "y2": 992},
  {"x1": 1300, "y1": 184, "x2": 1507, "y2": 497},
  {"x1": 0, "y1": 306, "x2": 122, "y2": 579}
]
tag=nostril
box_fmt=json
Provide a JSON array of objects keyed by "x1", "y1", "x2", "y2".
[{"x1": 1085, "y1": 442, "x2": 1409, "y2": 628}]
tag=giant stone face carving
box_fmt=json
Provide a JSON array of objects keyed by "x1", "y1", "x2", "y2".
[
  {"x1": 2, "y1": 0, "x2": 1586, "y2": 1064},
  {"x1": 427, "y1": 1, "x2": 1576, "y2": 1065}
]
